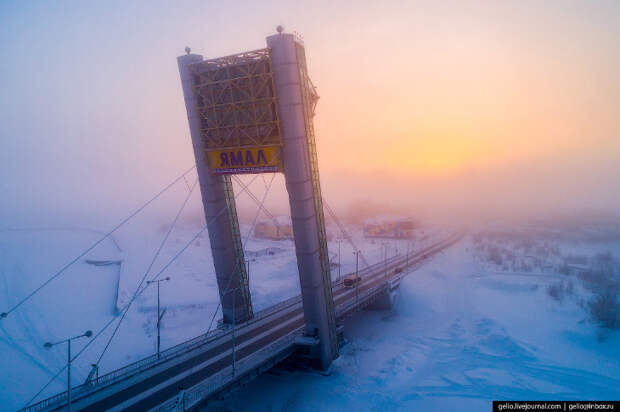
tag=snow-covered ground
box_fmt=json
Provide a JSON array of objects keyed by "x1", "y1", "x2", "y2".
[
  {"x1": 204, "y1": 237, "x2": 620, "y2": 412},
  {"x1": 0, "y1": 216, "x2": 442, "y2": 411},
  {"x1": 2, "y1": 218, "x2": 618, "y2": 412}
]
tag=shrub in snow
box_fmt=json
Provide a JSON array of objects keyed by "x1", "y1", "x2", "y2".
[
  {"x1": 520, "y1": 239, "x2": 534, "y2": 254},
  {"x1": 558, "y1": 261, "x2": 571, "y2": 275},
  {"x1": 547, "y1": 281, "x2": 574, "y2": 302},
  {"x1": 565, "y1": 281, "x2": 574, "y2": 296},
  {"x1": 588, "y1": 291, "x2": 620, "y2": 330},
  {"x1": 547, "y1": 282, "x2": 564, "y2": 301},
  {"x1": 578, "y1": 264, "x2": 617, "y2": 292},
  {"x1": 596, "y1": 251, "x2": 613, "y2": 263},
  {"x1": 566, "y1": 254, "x2": 587, "y2": 265},
  {"x1": 488, "y1": 246, "x2": 502, "y2": 265}
]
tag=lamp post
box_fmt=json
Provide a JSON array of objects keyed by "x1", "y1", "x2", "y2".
[
  {"x1": 90, "y1": 363, "x2": 99, "y2": 385},
  {"x1": 385, "y1": 243, "x2": 389, "y2": 281},
  {"x1": 406, "y1": 240, "x2": 410, "y2": 270},
  {"x1": 381, "y1": 242, "x2": 388, "y2": 281},
  {"x1": 147, "y1": 277, "x2": 170, "y2": 359},
  {"x1": 337, "y1": 239, "x2": 342, "y2": 281},
  {"x1": 232, "y1": 288, "x2": 236, "y2": 377},
  {"x1": 353, "y1": 251, "x2": 360, "y2": 306},
  {"x1": 44, "y1": 330, "x2": 93, "y2": 411},
  {"x1": 246, "y1": 259, "x2": 251, "y2": 295},
  {"x1": 226, "y1": 286, "x2": 239, "y2": 377}
]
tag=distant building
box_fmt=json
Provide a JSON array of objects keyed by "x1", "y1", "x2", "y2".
[
  {"x1": 254, "y1": 216, "x2": 294, "y2": 240},
  {"x1": 363, "y1": 217, "x2": 416, "y2": 239},
  {"x1": 254, "y1": 215, "x2": 334, "y2": 241}
]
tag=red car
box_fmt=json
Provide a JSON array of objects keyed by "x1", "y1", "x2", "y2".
[{"x1": 343, "y1": 274, "x2": 361, "y2": 288}]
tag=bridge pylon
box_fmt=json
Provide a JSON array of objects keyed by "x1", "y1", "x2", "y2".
[
  {"x1": 178, "y1": 53, "x2": 253, "y2": 324},
  {"x1": 267, "y1": 32, "x2": 339, "y2": 370},
  {"x1": 177, "y1": 29, "x2": 338, "y2": 369}
]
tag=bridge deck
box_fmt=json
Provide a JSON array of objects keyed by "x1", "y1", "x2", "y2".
[{"x1": 23, "y1": 234, "x2": 462, "y2": 412}]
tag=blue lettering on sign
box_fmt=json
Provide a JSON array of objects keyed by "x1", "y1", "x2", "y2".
[
  {"x1": 257, "y1": 149, "x2": 268, "y2": 165},
  {"x1": 214, "y1": 148, "x2": 274, "y2": 170},
  {"x1": 219, "y1": 152, "x2": 229, "y2": 167},
  {"x1": 245, "y1": 150, "x2": 255, "y2": 165},
  {"x1": 229, "y1": 151, "x2": 243, "y2": 166}
]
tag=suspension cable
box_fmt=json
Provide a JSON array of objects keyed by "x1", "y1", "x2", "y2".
[
  {"x1": 323, "y1": 199, "x2": 370, "y2": 268},
  {"x1": 1, "y1": 165, "x2": 196, "y2": 320},
  {"x1": 232, "y1": 174, "x2": 281, "y2": 231},
  {"x1": 242, "y1": 173, "x2": 276, "y2": 247},
  {"x1": 209, "y1": 173, "x2": 277, "y2": 328},
  {"x1": 200, "y1": 173, "x2": 276, "y2": 367},
  {"x1": 95, "y1": 178, "x2": 198, "y2": 365},
  {"x1": 95, "y1": 174, "x2": 262, "y2": 365},
  {"x1": 239, "y1": 174, "x2": 365, "y2": 271},
  {"x1": 25, "y1": 174, "x2": 260, "y2": 407}
]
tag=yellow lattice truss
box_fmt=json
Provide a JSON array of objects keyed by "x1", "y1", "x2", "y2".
[{"x1": 189, "y1": 48, "x2": 282, "y2": 150}]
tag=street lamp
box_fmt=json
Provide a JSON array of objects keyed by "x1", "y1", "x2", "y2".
[
  {"x1": 353, "y1": 250, "x2": 360, "y2": 278},
  {"x1": 353, "y1": 251, "x2": 360, "y2": 306},
  {"x1": 147, "y1": 277, "x2": 170, "y2": 359},
  {"x1": 89, "y1": 364, "x2": 99, "y2": 385},
  {"x1": 379, "y1": 242, "x2": 387, "y2": 280},
  {"x1": 383, "y1": 242, "x2": 389, "y2": 281},
  {"x1": 337, "y1": 239, "x2": 343, "y2": 281},
  {"x1": 246, "y1": 259, "x2": 251, "y2": 292},
  {"x1": 406, "y1": 240, "x2": 411, "y2": 270},
  {"x1": 224, "y1": 286, "x2": 240, "y2": 377},
  {"x1": 44, "y1": 330, "x2": 93, "y2": 412}
]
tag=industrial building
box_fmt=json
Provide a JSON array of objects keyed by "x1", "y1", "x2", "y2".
[
  {"x1": 363, "y1": 218, "x2": 416, "y2": 239},
  {"x1": 254, "y1": 216, "x2": 294, "y2": 240},
  {"x1": 254, "y1": 216, "x2": 335, "y2": 241}
]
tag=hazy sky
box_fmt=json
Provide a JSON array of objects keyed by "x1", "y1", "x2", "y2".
[{"x1": 1, "y1": 1, "x2": 619, "y2": 223}]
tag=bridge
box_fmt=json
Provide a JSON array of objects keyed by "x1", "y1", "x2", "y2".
[
  {"x1": 4, "y1": 28, "x2": 466, "y2": 412},
  {"x1": 21, "y1": 232, "x2": 462, "y2": 412}
]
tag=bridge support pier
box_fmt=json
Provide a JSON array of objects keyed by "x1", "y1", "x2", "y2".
[
  {"x1": 367, "y1": 278, "x2": 401, "y2": 311},
  {"x1": 178, "y1": 53, "x2": 253, "y2": 324},
  {"x1": 366, "y1": 288, "x2": 397, "y2": 311}
]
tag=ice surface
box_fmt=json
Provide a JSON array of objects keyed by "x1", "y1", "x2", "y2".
[
  {"x1": 203, "y1": 237, "x2": 620, "y2": 412},
  {"x1": 1, "y1": 225, "x2": 618, "y2": 411}
]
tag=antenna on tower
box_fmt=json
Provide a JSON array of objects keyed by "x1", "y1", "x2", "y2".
[
  {"x1": 185, "y1": 46, "x2": 191, "y2": 55},
  {"x1": 276, "y1": 25, "x2": 284, "y2": 34}
]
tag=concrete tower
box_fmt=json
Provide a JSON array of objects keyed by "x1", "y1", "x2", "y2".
[
  {"x1": 267, "y1": 32, "x2": 338, "y2": 369},
  {"x1": 178, "y1": 52, "x2": 253, "y2": 325},
  {"x1": 177, "y1": 30, "x2": 338, "y2": 369}
]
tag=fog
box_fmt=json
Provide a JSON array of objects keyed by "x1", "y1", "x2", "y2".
[{"x1": 1, "y1": 1, "x2": 619, "y2": 229}]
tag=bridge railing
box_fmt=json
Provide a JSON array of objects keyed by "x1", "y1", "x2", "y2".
[
  {"x1": 20, "y1": 325, "x2": 230, "y2": 412},
  {"x1": 335, "y1": 281, "x2": 388, "y2": 318},
  {"x1": 151, "y1": 330, "x2": 302, "y2": 412},
  {"x1": 22, "y1": 295, "x2": 304, "y2": 412}
]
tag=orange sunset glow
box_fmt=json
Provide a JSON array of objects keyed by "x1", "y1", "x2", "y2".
[
  {"x1": 1, "y1": 0, "x2": 618, "y2": 219},
  {"x1": 2, "y1": 2, "x2": 620, "y2": 410}
]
